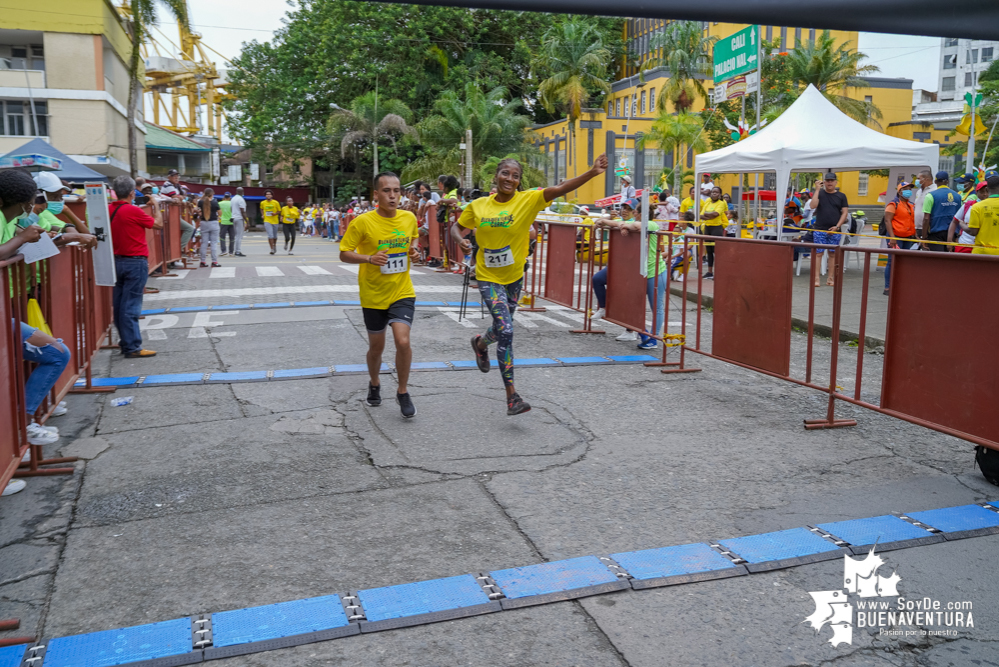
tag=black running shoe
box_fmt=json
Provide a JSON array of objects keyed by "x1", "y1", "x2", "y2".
[
  {"x1": 366, "y1": 383, "x2": 382, "y2": 407},
  {"x1": 396, "y1": 392, "x2": 417, "y2": 418},
  {"x1": 472, "y1": 335, "x2": 490, "y2": 373},
  {"x1": 507, "y1": 393, "x2": 531, "y2": 416}
]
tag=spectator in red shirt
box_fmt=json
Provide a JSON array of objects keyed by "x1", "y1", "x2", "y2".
[{"x1": 109, "y1": 175, "x2": 162, "y2": 358}]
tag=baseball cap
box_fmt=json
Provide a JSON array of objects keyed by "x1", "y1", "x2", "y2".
[
  {"x1": 985, "y1": 169, "x2": 999, "y2": 180},
  {"x1": 823, "y1": 172, "x2": 837, "y2": 181},
  {"x1": 976, "y1": 179, "x2": 989, "y2": 191},
  {"x1": 166, "y1": 168, "x2": 179, "y2": 176},
  {"x1": 34, "y1": 171, "x2": 69, "y2": 193},
  {"x1": 140, "y1": 182, "x2": 153, "y2": 191},
  {"x1": 935, "y1": 170, "x2": 949, "y2": 180},
  {"x1": 621, "y1": 175, "x2": 632, "y2": 183},
  {"x1": 956, "y1": 171, "x2": 974, "y2": 183},
  {"x1": 224, "y1": 192, "x2": 231, "y2": 196},
  {"x1": 622, "y1": 198, "x2": 639, "y2": 209}
]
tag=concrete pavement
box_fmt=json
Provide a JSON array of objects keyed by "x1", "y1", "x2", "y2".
[{"x1": 1, "y1": 232, "x2": 996, "y2": 667}]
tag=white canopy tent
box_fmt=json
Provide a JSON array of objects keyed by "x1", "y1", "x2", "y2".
[{"x1": 693, "y1": 85, "x2": 939, "y2": 239}]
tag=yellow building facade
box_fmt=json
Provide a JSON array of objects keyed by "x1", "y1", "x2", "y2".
[{"x1": 533, "y1": 21, "x2": 955, "y2": 214}]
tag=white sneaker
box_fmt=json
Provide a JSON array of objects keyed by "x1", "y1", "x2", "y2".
[
  {"x1": 615, "y1": 331, "x2": 638, "y2": 341},
  {"x1": 592, "y1": 307, "x2": 606, "y2": 321},
  {"x1": 51, "y1": 401, "x2": 68, "y2": 417},
  {"x1": 26, "y1": 423, "x2": 58, "y2": 445},
  {"x1": 2, "y1": 479, "x2": 26, "y2": 496},
  {"x1": 30, "y1": 421, "x2": 57, "y2": 435}
]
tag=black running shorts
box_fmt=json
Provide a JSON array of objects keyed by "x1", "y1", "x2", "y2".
[{"x1": 362, "y1": 297, "x2": 416, "y2": 334}]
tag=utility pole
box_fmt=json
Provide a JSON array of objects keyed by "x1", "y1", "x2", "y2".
[
  {"x1": 465, "y1": 129, "x2": 473, "y2": 187},
  {"x1": 373, "y1": 79, "x2": 380, "y2": 177},
  {"x1": 966, "y1": 66, "x2": 978, "y2": 174},
  {"x1": 753, "y1": 24, "x2": 762, "y2": 239}
]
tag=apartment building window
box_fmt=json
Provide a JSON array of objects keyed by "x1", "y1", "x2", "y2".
[
  {"x1": 5, "y1": 45, "x2": 45, "y2": 70},
  {"x1": 649, "y1": 88, "x2": 656, "y2": 111},
  {"x1": 616, "y1": 98, "x2": 621, "y2": 116},
  {"x1": 967, "y1": 49, "x2": 978, "y2": 64},
  {"x1": 983, "y1": 48, "x2": 994, "y2": 62},
  {"x1": 965, "y1": 72, "x2": 974, "y2": 88},
  {"x1": 857, "y1": 174, "x2": 869, "y2": 197},
  {"x1": 865, "y1": 95, "x2": 873, "y2": 103},
  {"x1": 942, "y1": 77, "x2": 956, "y2": 92},
  {"x1": 607, "y1": 99, "x2": 612, "y2": 115},
  {"x1": 1, "y1": 101, "x2": 47, "y2": 136},
  {"x1": 640, "y1": 90, "x2": 646, "y2": 114},
  {"x1": 944, "y1": 38, "x2": 958, "y2": 47},
  {"x1": 943, "y1": 55, "x2": 956, "y2": 69},
  {"x1": 632, "y1": 94, "x2": 637, "y2": 116}
]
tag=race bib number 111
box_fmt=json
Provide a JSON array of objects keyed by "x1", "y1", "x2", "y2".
[{"x1": 380, "y1": 252, "x2": 408, "y2": 274}]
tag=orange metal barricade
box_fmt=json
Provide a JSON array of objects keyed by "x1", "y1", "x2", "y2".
[
  {"x1": 662, "y1": 234, "x2": 999, "y2": 451},
  {"x1": 0, "y1": 260, "x2": 28, "y2": 492}
]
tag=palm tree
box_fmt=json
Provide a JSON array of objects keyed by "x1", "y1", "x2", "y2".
[
  {"x1": 637, "y1": 110, "x2": 707, "y2": 196},
  {"x1": 785, "y1": 30, "x2": 882, "y2": 125},
  {"x1": 403, "y1": 83, "x2": 538, "y2": 185},
  {"x1": 641, "y1": 21, "x2": 716, "y2": 113},
  {"x1": 122, "y1": 0, "x2": 191, "y2": 177},
  {"x1": 536, "y1": 18, "x2": 611, "y2": 182},
  {"x1": 328, "y1": 90, "x2": 414, "y2": 177}
]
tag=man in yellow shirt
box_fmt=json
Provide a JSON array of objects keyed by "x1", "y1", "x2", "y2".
[
  {"x1": 259, "y1": 190, "x2": 281, "y2": 255},
  {"x1": 280, "y1": 196, "x2": 300, "y2": 254},
  {"x1": 967, "y1": 171, "x2": 999, "y2": 255},
  {"x1": 699, "y1": 186, "x2": 729, "y2": 278},
  {"x1": 340, "y1": 172, "x2": 421, "y2": 418}
]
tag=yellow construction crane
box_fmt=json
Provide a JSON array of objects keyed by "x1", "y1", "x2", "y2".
[{"x1": 118, "y1": 2, "x2": 230, "y2": 141}]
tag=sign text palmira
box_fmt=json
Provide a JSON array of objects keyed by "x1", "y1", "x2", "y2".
[{"x1": 713, "y1": 24, "x2": 758, "y2": 84}]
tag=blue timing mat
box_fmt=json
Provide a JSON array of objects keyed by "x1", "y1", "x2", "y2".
[
  {"x1": 490, "y1": 556, "x2": 628, "y2": 609},
  {"x1": 718, "y1": 527, "x2": 844, "y2": 572},
  {"x1": 0, "y1": 645, "x2": 27, "y2": 667},
  {"x1": 611, "y1": 543, "x2": 747, "y2": 589},
  {"x1": 817, "y1": 515, "x2": 944, "y2": 554},
  {"x1": 356, "y1": 575, "x2": 499, "y2": 632},
  {"x1": 44, "y1": 617, "x2": 195, "y2": 667},
  {"x1": 905, "y1": 504, "x2": 999, "y2": 540}
]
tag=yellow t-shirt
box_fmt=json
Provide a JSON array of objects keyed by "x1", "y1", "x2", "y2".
[
  {"x1": 969, "y1": 195, "x2": 999, "y2": 255},
  {"x1": 679, "y1": 197, "x2": 695, "y2": 214},
  {"x1": 700, "y1": 199, "x2": 729, "y2": 226},
  {"x1": 260, "y1": 199, "x2": 281, "y2": 224},
  {"x1": 281, "y1": 206, "x2": 300, "y2": 224},
  {"x1": 458, "y1": 189, "x2": 549, "y2": 285},
  {"x1": 340, "y1": 209, "x2": 419, "y2": 309}
]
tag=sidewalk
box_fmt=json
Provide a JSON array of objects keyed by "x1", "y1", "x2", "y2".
[{"x1": 1, "y1": 236, "x2": 995, "y2": 667}]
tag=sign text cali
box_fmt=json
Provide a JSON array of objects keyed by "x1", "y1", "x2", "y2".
[{"x1": 713, "y1": 25, "x2": 758, "y2": 84}]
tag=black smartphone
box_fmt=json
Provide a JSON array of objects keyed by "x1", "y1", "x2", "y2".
[{"x1": 134, "y1": 194, "x2": 148, "y2": 205}]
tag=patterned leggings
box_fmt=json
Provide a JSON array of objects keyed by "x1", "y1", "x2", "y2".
[{"x1": 477, "y1": 278, "x2": 522, "y2": 389}]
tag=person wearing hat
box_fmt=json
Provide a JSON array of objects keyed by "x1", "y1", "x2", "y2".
[
  {"x1": 949, "y1": 178, "x2": 989, "y2": 253},
  {"x1": 808, "y1": 173, "x2": 850, "y2": 287},
  {"x1": 218, "y1": 191, "x2": 235, "y2": 256},
  {"x1": 34, "y1": 171, "x2": 89, "y2": 234},
  {"x1": 882, "y1": 181, "x2": 917, "y2": 294},
  {"x1": 955, "y1": 172, "x2": 977, "y2": 202},
  {"x1": 591, "y1": 198, "x2": 643, "y2": 342},
  {"x1": 965, "y1": 170, "x2": 999, "y2": 255},
  {"x1": 159, "y1": 169, "x2": 196, "y2": 258},
  {"x1": 620, "y1": 174, "x2": 636, "y2": 201},
  {"x1": 920, "y1": 171, "x2": 961, "y2": 252}
]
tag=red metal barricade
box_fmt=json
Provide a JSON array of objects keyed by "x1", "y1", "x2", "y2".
[
  {"x1": 0, "y1": 260, "x2": 27, "y2": 492},
  {"x1": 662, "y1": 234, "x2": 999, "y2": 451},
  {"x1": 603, "y1": 229, "x2": 648, "y2": 335}
]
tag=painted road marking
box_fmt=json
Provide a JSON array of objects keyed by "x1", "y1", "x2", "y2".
[
  {"x1": 188, "y1": 310, "x2": 239, "y2": 338},
  {"x1": 438, "y1": 309, "x2": 478, "y2": 328},
  {"x1": 298, "y1": 265, "x2": 332, "y2": 275},
  {"x1": 339, "y1": 264, "x2": 360, "y2": 274},
  {"x1": 256, "y1": 266, "x2": 285, "y2": 277},
  {"x1": 155, "y1": 270, "x2": 190, "y2": 280},
  {"x1": 210, "y1": 267, "x2": 236, "y2": 279},
  {"x1": 142, "y1": 285, "x2": 466, "y2": 301}
]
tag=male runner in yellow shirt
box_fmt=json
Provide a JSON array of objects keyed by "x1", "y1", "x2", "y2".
[
  {"x1": 340, "y1": 172, "x2": 421, "y2": 418},
  {"x1": 260, "y1": 190, "x2": 281, "y2": 255}
]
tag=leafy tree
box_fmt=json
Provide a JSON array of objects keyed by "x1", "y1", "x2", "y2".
[
  {"x1": 637, "y1": 110, "x2": 708, "y2": 195},
  {"x1": 535, "y1": 18, "x2": 612, "y2": 182},
  {"x1": 642, "y1": 21, "x2": 717, "y2": 113},
  {"x1": 783, "y1": 30, "x2": 881, "y2": 125},
  {"x1": 403, "y1": 83, "x2": 537, "y2": 186},
  {"x1": 478, "y1": 154, "x2": 547, "y2": 190},
  {"x1": 120, "y1": 0, "x2": 190, "y2": 177},
  {"x1": 328, "y1": 91, "x2": 414, "y2": 178}
]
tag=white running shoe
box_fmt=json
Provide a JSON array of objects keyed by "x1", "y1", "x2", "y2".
[
  {"x1": 51, "y1": 401, "x2": 68, "y2": 417},
  {"x1": 26, "y1": 422, "x2": 58, "y2": 445},
  {"x1": 30, "y1": 421, "x2": 57, "y2": 435},
  {"x1": 615, "y1": 331, "x2": 638, "y2": 341},
  {"x1": 2, "y1": 480, "x2": 26, "y2": 496},
  {"x1": 592, "y1": 307, "x2": 606, "y2": 321}
]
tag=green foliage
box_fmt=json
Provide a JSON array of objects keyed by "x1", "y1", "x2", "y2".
[
  {"x1": 642, "y1": 21, "x2": 717, "y2": 112},
  {"x1": 637, "y1": 110, "x2": 707, "y2": 195},
  {"x1": 536, "y1": 18, "x2": 612, "y2": 125},
  {"x1": 478, "y1": 154, "x2": 546, "y2": 190},
  {"x1": 403, "y1": 83, "x2": 538, "y2": 186},
  {"x1": 976, "y1": 60, "x2": 999, "y2": 168},
  {"x1": 702, "y1": 100, "x2": 740, "y2": 151},
  {"x1": 327, "y1": 91, "x2": 415, "y2": 175}
]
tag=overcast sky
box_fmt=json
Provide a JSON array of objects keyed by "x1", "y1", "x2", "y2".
[{"x1": 153, "y1": 1, "x2": 944, "y2": 134}]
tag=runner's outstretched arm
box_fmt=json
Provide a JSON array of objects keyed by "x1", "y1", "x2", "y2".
[{"x1": 542, "y1": 154, "x2": 608, "y2": 203}]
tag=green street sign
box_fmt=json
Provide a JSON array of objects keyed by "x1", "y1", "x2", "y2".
[{"x1": 713, "y1": 25, "x2": 759, "y2": 84}]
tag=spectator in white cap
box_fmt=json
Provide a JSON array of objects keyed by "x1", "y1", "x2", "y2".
[
  {"x1": 34, "y1": 171, "x2": 89, "y2": 234},
  {"x1": 620, "y1": 175, "x2": 636, "y2": 201}
]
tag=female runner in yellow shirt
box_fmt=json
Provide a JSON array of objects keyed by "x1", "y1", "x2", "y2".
[
  {"x1": 700, "y1": 186, "x2": 728, "y2": 278},
  {"x1": 452, "y1": 154, "x2": 608, "y2": 415}
]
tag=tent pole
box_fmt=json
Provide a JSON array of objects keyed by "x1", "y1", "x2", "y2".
[{"x1": 754, "y1": 24, "x2": 762, "y2": 240}]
